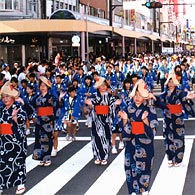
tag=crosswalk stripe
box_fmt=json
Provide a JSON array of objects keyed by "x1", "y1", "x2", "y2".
[
  {"x1": 24, "y1": 142, "x2": 93, "y2": 195},
  {"x1": 22, "y1": 137, "x2": 194, "y2": 195},
  {"x1": 78, "y1": 118, "x2": 195, "y2": 123},
  {"x1": 26, "y1": 135, "x2": 195, "y2": 144},
  {"x1": 149, "y1": 139, "x2": 193, "y2": 195},
  {"x1": 26, "y1": 140, "x2": 72, "y2": 173},
  {"x1": 84, "y1": 149, "x2": 126, "y2": 195},
  {"x1": 27, "y1": 139, "x2": 34, "y2": 146}
]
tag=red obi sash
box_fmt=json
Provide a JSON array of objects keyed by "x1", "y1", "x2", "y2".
[
  {"x1": 131, "y1": 121, "x2": 145, "y2": 135},
  {"x1": 37, "y1": 106, "x2": 53, "y2": 116},
  {"x1": 95, "y1": 105, "x2": 109, "y2": 115},
  {"x1": 167, "y1": 104, "x2": 182, "y2": 114},
  {"x1": 0, "y1": 123, "x2": 13, "y2": 135}
]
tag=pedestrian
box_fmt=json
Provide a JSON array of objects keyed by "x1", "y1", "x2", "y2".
[
  {"x1": 0, "y1": 81, "x2": 27, "y2": 194},
  {"x1": 85, "y1": 77, "x2": 121, "y2": 165},
  {"x1": 118, "y1": 79, "x2": 158, "y2": 195},
  {"x1": 32, "y1": 76, "x2": 56, "y2": 166},
  {"x1": 1, "y1": 63, "x2": 11, "y2": 81},
  {"x1": 155, "y1": 72, "x2": 195, "y2": 167}
]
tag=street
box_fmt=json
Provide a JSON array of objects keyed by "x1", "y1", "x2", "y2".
[{"x1": 3, "y1": 111, "x2": 195, "y2": 195}]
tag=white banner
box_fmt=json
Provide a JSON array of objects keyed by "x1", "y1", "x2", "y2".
[{"x1": 162, "y1": 47, "x2": 174, "y2": 54}]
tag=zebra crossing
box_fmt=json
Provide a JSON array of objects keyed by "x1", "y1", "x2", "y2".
[{"x1": 3, "y1": 135, "x2": 195, "y2": 195}]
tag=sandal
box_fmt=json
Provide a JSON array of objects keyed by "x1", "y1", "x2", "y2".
[
  {"x1": 174, "y1": 162, "x2": 181, "y2": 167},
  {"x1": 101, "y1": 160, "x2": 108, "y2": 165},
  {"x1": 94, "y1": 159, "x2": 101, "y2": 165},
  {"x1": 168, "y1": 160, "x2": 174, "y2": 167},
  {"x1": 44, "y1": 160, "x2": 51, "y2": 167},
  {"x1": 16, "y1": 186, "x2": 26, "y2": 194},
  {"x1": 39, "y1": 161, "x2": 45, "y2": 166}
]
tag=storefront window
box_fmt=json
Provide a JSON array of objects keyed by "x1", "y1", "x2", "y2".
[
  {"x1": 0, "y1": 0, "x2": 20, "y2": 10},
  {"x1": 60, "y1": 2, "x2": 63, "y2": 9},
  {"x1": 5, "y1": 0, "x2": 12, "y2": 9},
  {"x1": 0, "y1": 0, "x2": 4, "y2": 9},
  {"x1": 13, "y1": 0, "x2": 20, "y2": 10}
]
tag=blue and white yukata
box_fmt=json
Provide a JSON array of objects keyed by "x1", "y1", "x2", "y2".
[
  {"x1": 0, "y1": 103, "x2": 27, "y2": 191},
  {"x1": 156, "y1": 87, "x2": 195, "y2": 164},
  {"x1": 61, "y1": 93, "x2": 82, "y2": 123},
  {"x1": 122, "y1": 101, "x2": 158, "y2": 194},
  {"x1": 89, "y1": 91, "x2": 116, "y2": 161},
  {"x1": 51, "y1": 82, "x2": 67, "y2": 131},
  {"x1": 80, "y1": 82, "x2": 96, "y2": 126},
  {"x1": 113, "y1": 71, "x2": 125, "y2": 91},
  {"x1": 32, "y1": 92, "x2": 57, "y2": 162},
  {"x1": 120, "y1": 89, "x2": 132, "y2": 111}
]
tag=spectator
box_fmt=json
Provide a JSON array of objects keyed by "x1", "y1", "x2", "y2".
[{"x1": 1, "y1": 63, "x2": 11, "y2": 81}]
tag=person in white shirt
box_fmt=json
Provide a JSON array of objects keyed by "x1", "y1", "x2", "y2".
[
  {"x1": 1, "y1": 63, "x2": 11, "y2": 81},
  {"x1": 38, "y1": 62, "x2": 47, "y2": 76},
  {"x1": 18, "y1": 66, "x2": 27, "y2": 87}
]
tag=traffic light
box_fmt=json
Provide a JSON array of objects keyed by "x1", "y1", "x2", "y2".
[{"x1": 145, "y1": 1, "x2": 163, "y2": 9}]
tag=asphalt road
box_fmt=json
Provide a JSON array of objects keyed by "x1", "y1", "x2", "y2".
[
  {"x1": 3, "y1": 112, "x2": 195, "y2": 195},
  {"x1": 3, "y1": 85, "x2": 195, "y2": 195}
]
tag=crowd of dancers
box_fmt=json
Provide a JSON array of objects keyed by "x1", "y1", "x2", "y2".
[{"x1": 0, "y1": 53, "x2": 195, "y2": 195}]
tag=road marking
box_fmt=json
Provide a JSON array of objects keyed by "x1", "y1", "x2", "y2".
[
  {"x1": 24, "y1": 142, "x2": 93, "y2": 195},
  {"x1": 26, "y1": 140, "x2": 72, "y2": 172},
  {"x1": 84, "y1": 149, "x2": 126, "y2": 195},
  {"x1": 149, "y1": 139, "x2": 193, "y2": 195},
  {"x1": 78, "y1": 118, "x2": 195, "y2": 123},
  {"x1": 27, "y1": 135, "x2": 195, "y2": 145},
  {"x1": 23, "y1": 137, "x2": 194, "y2": 195}
]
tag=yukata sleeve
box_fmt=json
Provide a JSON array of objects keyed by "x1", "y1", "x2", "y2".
[
  {"x1": 15, "y1": 106, "x2": 27, "y2": 128},
  {"x1": 122, "y1": 118, "x2": 132, "y2": 141},
  {"x1": 154, "y1": 95, "x2": 167, "y2": 110},
  {"x1": 30, "y1": 94, "x2": 38, "y2": 119},
  {"x1": 180, "y1": 91, "x2": 195, "y2": 117},
  {"x1": 90, "y1": 93, "x2": 99, "y2": 105},
  {"x1": 72, "y1": 97, "x2": 82, "y2": 120},
  {"x1": 119, "y1": 91, "x2": 129, "y2": 111},
  {"x1": 108, "y1": 95, "x2": 118, "y2": 123},
  {"x1": 143, "y1": 106, "x2": 159, "y2": 139},
  {"x1": 111, "y1": 105, "x2": 121, "y2": 131},
  {"x1": 79, "y1": 85, "x2": 85, "y2": 104}
]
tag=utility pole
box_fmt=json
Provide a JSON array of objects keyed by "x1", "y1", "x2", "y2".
[
  {"x1": 109, "y1": 0, "x2": 123, "y2": 39},
  {"x1": 41, "y1": 0, "x2": 47, "y2": 19},
  {"x1": 109, "y1": 0, "x2": 113, "y2": 39},
  {"x1": 153, "y1": 8, "x2": 156, "y2": 32},
  {"x1": 108, "y1": 0, "x2": 123, "y2": 58}
]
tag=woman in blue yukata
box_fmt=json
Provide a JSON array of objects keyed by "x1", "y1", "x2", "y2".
[
  {"x1": 85, "y1": 77, "x2": 121, "y2": 166},
  {"x1": 118, "y1": 79, "x2": 158, "y2": 195},
  {"x1": 155, "y1": 72, "x2": 195, "y2": 167},
  {"x1": 0, "y1": 81, "x2": 27, "y2": 194},
  {"x1": 32, "y1": 76, "x2": 57, "y2": 167}
]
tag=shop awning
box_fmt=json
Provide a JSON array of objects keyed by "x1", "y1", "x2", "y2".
[{"x1": 0, "y1": 19, "x2": 174, "y2": 43}]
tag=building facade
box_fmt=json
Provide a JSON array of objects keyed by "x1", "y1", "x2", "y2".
[{"x1": 0, "y1": 0, "x2": 191, "y2": 66}]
